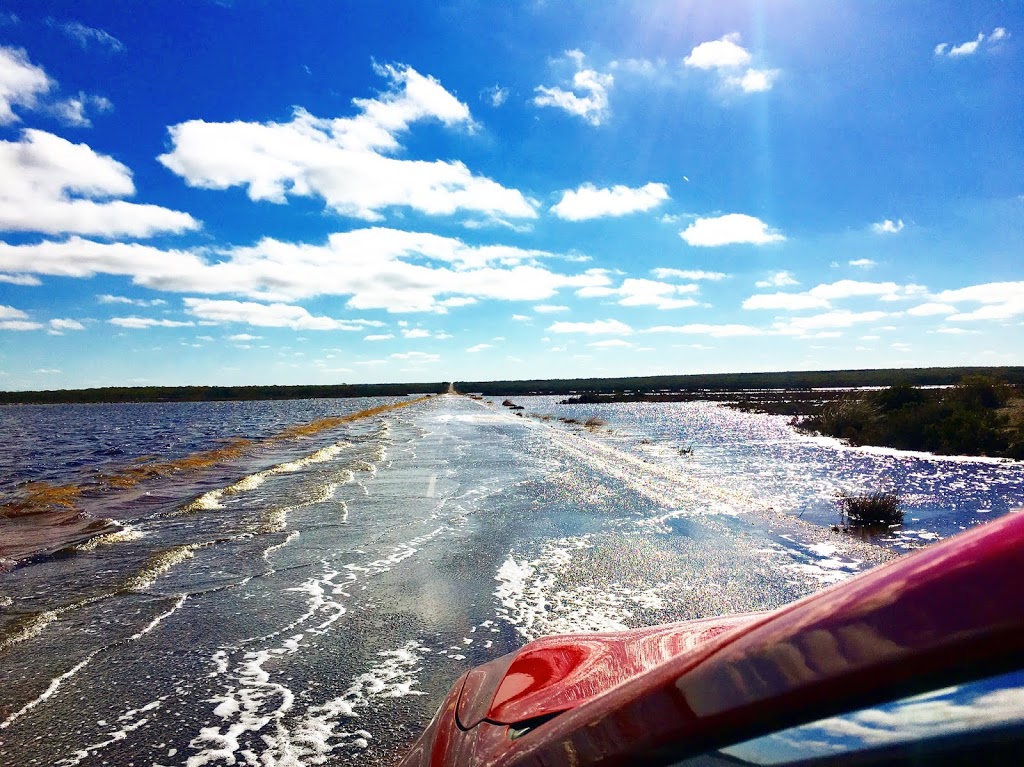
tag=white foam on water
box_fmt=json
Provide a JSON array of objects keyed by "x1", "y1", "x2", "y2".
[
  {"x1": 56, "y1": 698, "x2": 166, "y2": 767},
  {"x1": 123, "y1": 544, "x2": 202, "y2": 592},
  {"x1": 180, "y1": 441, "x2": 355, "y2": 513},
  {"x1": 494, "y1": 537, "x2": 675, "y2": 641},
  {"x1": 1, "y1": 594, "x2": 186, "y2": 733},
  {"x1": 74, "y1": 524, "x2": 145, "y2": 551}
]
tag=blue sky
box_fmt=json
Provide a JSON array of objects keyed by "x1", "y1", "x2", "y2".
[{"x1": 0, "y1": 1, "x2": 1021, "y2": 389}]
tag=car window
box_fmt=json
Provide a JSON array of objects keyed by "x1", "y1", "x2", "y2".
[{"x1": 669, "y1": 668, "x2": 1024, "y2": 766}]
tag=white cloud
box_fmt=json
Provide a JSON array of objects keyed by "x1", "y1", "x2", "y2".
[
  {"x1": 725, "y1": 68, "x2": 780, "y2": 93},
  {"x1": 0, "y1": 305, "x2": 27, "y2": 319},
  {"x1": 907, "y1": 302, "x2": 956, "y2": 317},
  {"x1": 743, "y1": 293, "x2": 830, "y2": 311},
  {"x1": 936, "y1": 281, "x2": 1024, "y2": 321},
  {"x1": 159, "y1": 63, "x2": 537, "y2": 223},
  {"x1": 0, "y1": 228, "x2": 610, "y2": 314},
  {"x1": 534, "y1": 51, "x2": 613, "y2": 126},
  {"x1": 183, "y1": 298, "x2": 380, "y2": 331},
  {"x1": 0, "y1": 129, "x2": 199, "y2": 236},
  {"x1": 534, "y1": 304, "x2": 569, "y2": 313},
  {"x1": 1, "y1": 319, "x2": 43, "y2": 330},
  {"x1": 579, "y1": 278, "x2": 700, "y2": 310},
  {"x1": 745, "y1": 280, "x2": 907, "y2": 312},
  {"x1": 950, "y1": 33, "x2": 985, "y2": 57},
  {"x1": 652, "y1": 268, "x2": 729, "y2": 281},
  {"x1": 0, "y1": 272, "x2": 40, "y2": 285},
  {"x1": 935, "y1": 29, "x2": 1008, "y2": 58},
  {"x1": 871, "y1": 218, "x2": 904, "y2": 234},
  {"x1": 390, "y1": 351, "x2": 439, "y2": 363},
  {"x1": 808, "y1": 280, "x2": 901, "y2": 300},
  {"x1": 511, "y1": 314, "x2": 530, "y2": 321},
  {"x1": 0, "y1": 46, "x2": 52, "y2": 124},
  {"x1": 849, "y1": 258, "x2": 876, "y2": 268},
  {"x1": 110, "y1": 316, "x2": 195, "y2": 329},
  {"x1": 551, "y1": 182, "x2": 669, "y2": 220},
  {"x1": 684, "y1": 33, "x2": 752, "y2": 70},
  {"x1": 547, "y1": 319, "x2": 633, "y2": 335},
  {"x1": 466, "y1": 343, "x2": 493, "y2": 352},
  {"x1": 49, "y1": 318, "x2": 85, "y2": 331},
  {"x1": 481, "y1": 85, "x2": 508, "y2": 107},
  {"x1": 680, "y1": 213, "x2": 785, "y2": 246},
  {"x1": 99, "y1": 294, "x2": 167, "y2": 306},
  {"x1": 646, "y1": 323, "x2": 764, "y2": 338},
  {"x1": 773, "y1": 310, "x2": 889, "y2": 335},
  {"x1": 402, "y1": 328, "x2": 432, "y2": 339},
  {"x1": 364, "y1": 333, "x2": 394, "y2": 341},
  {"x1": 227, "y1": 333, "x2": 260, "y2": 341},
  {"x1": 587, "y1": 339, "x2": 633, "y2": 348},
  {"x1": 52, "y1": 92, "x2": 113, "y2": 128},
  {"x1": 52, "y1": 20, "x2": 125, "y2": 53},
  {"x1": 756, "y1": 271, "x2": 799, "y2": 288}
]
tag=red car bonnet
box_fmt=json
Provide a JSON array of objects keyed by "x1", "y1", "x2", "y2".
[{"x1": 457, "y1": 614, "x2": 765, "y2": 728}]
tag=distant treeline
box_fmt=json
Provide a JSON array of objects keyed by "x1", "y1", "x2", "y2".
[
  {"x1": 455, "y1": 367, "x2": 1024, "y2": 396},
  {"x1": 0, "y1": 382, "x2": 449, "y2": 405}
]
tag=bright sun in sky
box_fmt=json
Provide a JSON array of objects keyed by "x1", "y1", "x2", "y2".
[{"x1": 0, "y1": 1, "x2": 1021, "y2": 389}]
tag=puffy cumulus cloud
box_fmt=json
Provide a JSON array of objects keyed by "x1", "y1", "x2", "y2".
[
  {"x1": 551, "y1": 182, "x2": 669, "y2": 220},
  {"x1": 533, "y1": 51, "x2": 613, "y2": 126},
  {"x1": 849, "y1": 258, "x2": 876, "y2": 268},
  {"x1": 684, "y1": 33, "x2": 751, "y2": 70},
  {"x1": 724, "y1": 68, "x2": 780, "y2": 93},
  {"x1": 183, "y1": 299, "x2": 383, "y2": 331},
  {"x1": 159, "y1": 63, "x2": 536, "y2": 223},
  {"x1": 808, "y1": 280, "x2": 902, "y2": 301},
  {"x1": 872, "y1": 218, "x2": 904, "y2": 234},
  {"x1": 684, "y1": 34, "x2": 779, "y2": 94},
  {"x1": 547, "y1": 319, "x2": 633, "y2": 335},
  {"x1": 0, "y1": 228, "x2": 610, "y2": 315},
  {"x1": 227, "y1": 333, "x2": 260, "y2": 342},
  {"x1": 49, "y1": 318, "x2": 85, "y2": 331},
  {"x1": 680, "y1": 213, "x2": 785, "y2": 246},
  {"x1": 578, "y1": 278, "x2": 700, "y2": 310},
  {"x1": 756, "y1": 271, "x2": 799, "y2": 288},
  {"x1": 0, "y1": 46, "x2": 52, "y2": 124},
  {"x1": 533, "y1": 304, "x2": 569, "y2": 313},
  {"x1": 110, "y1": 316, "x2": 195, "y2": 329},
  {"x1": 364, "y1": 333, "x2": 394, "y2": 341},
  {"x1": 936, "y1": 281, "x2": 1024, "y2": 321},
  {"x1": 0, "y1": 130, "x2": 199, "y2": 237},
  {"x1": 651, "y1": 268, "x2": 729, "y2": 281},
  {"x1": 402, "y1": 328, "x2": 432, "y2": 339},
  {"x1": 50, "y1": 20, "x2": 125, "y2": 53},
  {"x1": 935, "y1": 28, "x2": 1009, "y2": 58},
  {"x1": 646, "y1": 323, "x2": 764, "y2": 338}
]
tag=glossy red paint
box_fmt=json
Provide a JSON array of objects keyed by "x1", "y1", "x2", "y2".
[{"x1": 398, "y1": 512, "x2": 1024, "y2": 767}]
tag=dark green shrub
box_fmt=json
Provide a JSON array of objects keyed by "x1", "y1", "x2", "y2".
[{"x1": 836, "y1": 491, "x2": 903, "y2": 529}]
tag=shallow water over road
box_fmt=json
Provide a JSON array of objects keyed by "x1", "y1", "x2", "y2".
[{"x1": 3, "y1": 394, "x2": 1011, "y2": 765}]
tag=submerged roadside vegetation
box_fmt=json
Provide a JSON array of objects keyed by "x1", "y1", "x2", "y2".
[{"x1": 796, "y1": 376, "x2": 1024, "y2": 460}]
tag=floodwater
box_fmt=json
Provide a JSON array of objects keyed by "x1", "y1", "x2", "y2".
[{"x1": 0, "y1": 394, "x2": 1020, "y2": 766}]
